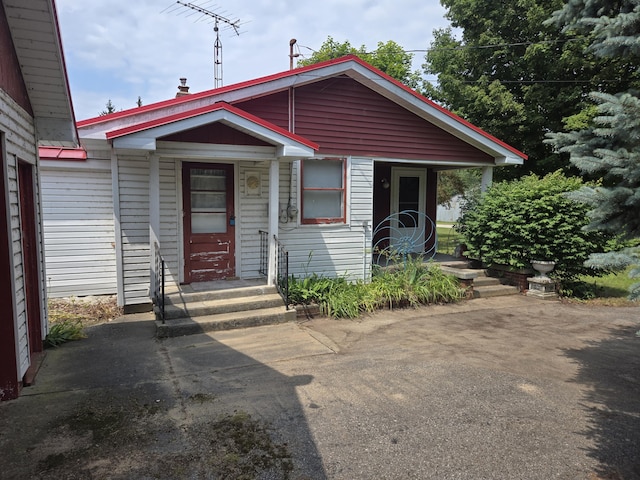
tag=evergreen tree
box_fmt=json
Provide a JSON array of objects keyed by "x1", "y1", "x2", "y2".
[
  {"x1": 546, "y1": 0, "x2": 640, "y2": 300},
  {"x1": 100, "y1": 99, "x2": 117, "y2": 116}
]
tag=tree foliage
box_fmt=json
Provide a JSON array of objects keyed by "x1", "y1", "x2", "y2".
[
  {"x1": 545, "y1": 0, "x2": 640, "y2": 300},
  {"x1": 423, "y1": 0, "x2": 636, "y2": 181},
  {"x1": 455, "y1": 171, "x2": 617, "y2": 280},
  {"x1": 298, "y1": 36, "x2": 421, "y2": 88},
  {"x1": 100, "y1": 99, "x2": 117, "y2": 116}
]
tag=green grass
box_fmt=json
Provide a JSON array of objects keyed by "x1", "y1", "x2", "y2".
[
  {"x1": 579, "y1": 266, "x2": 636, "y2": 299},
  {"x1": 436, "y1": 226, "x2": 463, "y2": 255}
]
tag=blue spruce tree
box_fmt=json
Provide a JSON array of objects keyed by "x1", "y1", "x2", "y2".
[{"x1": 546, "y1": 0, "x2": 640, "y2": 300}]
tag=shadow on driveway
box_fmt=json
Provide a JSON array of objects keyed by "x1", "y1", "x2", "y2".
[
  {"x1": 0, "y1": 317, "x2": 327, "y2": 479},
  {"x1": 564, "y1": 324, "x2": 640, "y2": 480}
]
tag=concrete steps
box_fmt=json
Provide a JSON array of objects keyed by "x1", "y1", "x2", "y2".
[
  {"x1": 472, "y1": 271, "x2": 520, "y2": 298},
  {"x1": 155, "y1": 285, "x2": 294, "y2": 337},
  {"x1": 439, "y1": 263, "x2": 521, "y2": 299}
]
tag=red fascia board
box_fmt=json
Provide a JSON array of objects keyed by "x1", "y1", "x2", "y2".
[
  {"x1": 105, "y1": 102, "x2": 319, "y2": 151},
  {"x1": 39, "y1": 146, "x2": 87, "y2": 161}
]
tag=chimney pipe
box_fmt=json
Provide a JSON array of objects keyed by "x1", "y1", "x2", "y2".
[{"x1": 176, "y1": 77, "x2": 190, "y2": 97}]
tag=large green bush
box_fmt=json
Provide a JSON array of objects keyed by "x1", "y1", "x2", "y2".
[{"x1": 455, "y1": 171, "x2": 616, "y2": 279}]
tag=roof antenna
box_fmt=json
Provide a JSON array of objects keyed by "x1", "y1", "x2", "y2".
[{"x1": 171, "y1": 1, "x2": 242, "y2": 88}]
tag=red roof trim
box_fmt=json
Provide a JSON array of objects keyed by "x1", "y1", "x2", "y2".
[
  {"x1": 77, "y1": 55, "x2": 355, "y2": 128},
  {"x1": 79, "y1": 54, "x2": 526, "y2": 160},
  {"x1": 39, "y1": 146, "x2": 87, "y2": 161},
  {"x1": 105, "y1": 102, "x2": 319, "y2": 150}
]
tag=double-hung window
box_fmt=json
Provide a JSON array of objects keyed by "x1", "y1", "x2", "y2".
[{"x1": 301, "y1": 158, "x2": 346, "y2": 224}]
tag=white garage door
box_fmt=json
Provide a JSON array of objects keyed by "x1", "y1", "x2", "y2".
[{"x1": 41, "y1": 167, "x2": 117, "y2": 297}]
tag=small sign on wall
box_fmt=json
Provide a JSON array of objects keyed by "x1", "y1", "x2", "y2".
[{"x1": 245, "y1": 171, "x2": 261, "y2": 196}]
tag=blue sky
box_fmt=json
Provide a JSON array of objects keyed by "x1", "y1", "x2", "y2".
[{"x1": 56, "y1": 0, "x2": 451, "y2": 120}]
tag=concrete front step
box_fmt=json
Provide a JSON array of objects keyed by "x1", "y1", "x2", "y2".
[
  {"x1": 162, "y1": 293, "x2": 284, "y2": 320},
  {"x1": 473, "y1": 275, "x2": 502, "y2": 287},
  {"x1": 156, "y1": 306, "x2": 297, "y2": 338},
  {"x1": 473, "y1": 284, "x2": 520, "y2": 298},
  {"x1": 165, "y1": 285, "x2": 277, "y2": 305}
]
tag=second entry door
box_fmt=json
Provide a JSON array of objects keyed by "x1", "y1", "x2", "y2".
[
  {"x1": 390, "y1": 167, "x2": 426, "y2": 254},
  {"x1": 182, "y1": 163, "x2": 235, "y2": 282}
]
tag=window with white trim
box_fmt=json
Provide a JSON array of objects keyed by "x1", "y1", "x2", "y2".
[{"x1": 301, "y1": 158, "x2": 346, "y2": 224}]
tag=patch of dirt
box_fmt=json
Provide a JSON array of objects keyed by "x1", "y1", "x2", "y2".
[
  {"x1": 31, "y1": 395, "x2": 292, "y2": 480},
  {"x1": 48, "y1": 296, "x2": 123, "y2": 327}
]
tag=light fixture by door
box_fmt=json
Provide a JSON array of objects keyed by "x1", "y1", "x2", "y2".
[{"x1": 381, "y1": 178, "x2": 390, "y2": 189}]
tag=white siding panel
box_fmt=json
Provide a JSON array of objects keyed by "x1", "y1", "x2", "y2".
[
  {"x1": 238, "y1": 162, "x2": 271, "y2": 279},
  {"x1": 1, "y1": 88, "x2": 41, "y2": 377},
  {"x1": 158, "y1": 158, "x2": 179, "y2": 286},
  {"x1": 118, "y1": 155, "x2": 150, "y2": 305},
  {"x1": 41, "y1": 167, "x2": 117, "y2": 297},
  {"x1": 276, "y1": 157, "x2": 374, "y2": 281}
]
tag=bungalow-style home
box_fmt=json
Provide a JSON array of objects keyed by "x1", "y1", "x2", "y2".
[
  {"x1": 1, "y1": 0, "x2": 78, "y2": 400},
  {"x1": 39, "y1": 55, "x2": 526, "y2": 315}
]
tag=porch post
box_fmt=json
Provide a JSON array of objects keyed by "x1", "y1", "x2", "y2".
[
  {"x1": 267, "y1": 159, "x2": 279, "y2": 285},
  {"x1": 481, "y1": 166, "x2": 494, "y2": 192},
  {"x1": 149, "y1": 154, "x2": 160, "y2": 297}
]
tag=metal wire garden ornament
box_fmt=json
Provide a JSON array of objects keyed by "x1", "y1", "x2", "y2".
[{"x1": 372, "y1": 210, "x2": 438, "y2": 267}]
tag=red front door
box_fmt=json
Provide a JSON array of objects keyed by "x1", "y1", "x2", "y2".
[{"x1": 182, "y1": 163, "x2": 235, "y2": 283}]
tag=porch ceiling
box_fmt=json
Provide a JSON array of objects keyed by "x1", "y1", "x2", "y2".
[{"x1": 106, "y1": 102, "x2": 318, "y2": 158}]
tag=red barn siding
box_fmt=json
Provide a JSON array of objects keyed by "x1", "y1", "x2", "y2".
[
  {"x1": 0, "y1": 3, "x2": 32, "y2": 114},
  {"x1": 161, "y1": 122, "x2": 272, "y2": 146},
  {"x1": 236, "y1": 77, "x2": 493, "y2": 163}
]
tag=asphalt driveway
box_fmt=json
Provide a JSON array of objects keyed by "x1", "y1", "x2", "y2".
[{"x1": 1, "y1": 295, "x2": 638, "y2": 479}]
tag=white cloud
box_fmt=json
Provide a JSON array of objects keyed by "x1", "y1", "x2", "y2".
[{"x1": 56, "y1": 0, "x2": 451, "y2": 120}]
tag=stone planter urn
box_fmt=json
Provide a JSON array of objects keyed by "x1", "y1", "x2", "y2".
[
  {"x1": 527, "y1": 260, "x2": 557, "y2": 299},
  {"x1": 531, "y1": 260, "x2": 555, "y2": 280}
]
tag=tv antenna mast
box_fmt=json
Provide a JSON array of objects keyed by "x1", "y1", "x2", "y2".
[{"x1": 171, "y1": 1, "x2": 241, "y2": 88}]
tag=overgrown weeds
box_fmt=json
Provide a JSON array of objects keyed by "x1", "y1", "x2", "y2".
[
  {"x1": 288, "y1": 256, "x2": 463, "y2": 318},
  {"x1": 48, "y1": 296, "x2": 122, "y2": 327},
  {"x1": 45, "y1": 296, "x2": 122, "y2": 347},
  {"x1": 44, "y1": 321, "x2": 86, "y2": 348}
]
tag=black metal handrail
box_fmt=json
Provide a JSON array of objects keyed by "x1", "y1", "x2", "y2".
[
  {"x1": 258, "y1": 230, "x2": 289, "y2": 309},
  {"x1": 258, "y1": 230, "x2": 268, "y2": 276},
  {"x1": 153, "y1": 242, "x2": 165, "y2": 323},
  {"x1": 275, "y1": 235, "x2": 289, "y2": 309}
]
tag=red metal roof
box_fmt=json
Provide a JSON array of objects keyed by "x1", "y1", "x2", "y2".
[
  {"x1": 38, "y1": 146, "x2": 87, "y2": 161},
  {"x1": 104, "y1": 102, "x2": 319, "y2": 150},
  {"x1": 78, "y1": 55, "x2": 526, "y2": 161}
]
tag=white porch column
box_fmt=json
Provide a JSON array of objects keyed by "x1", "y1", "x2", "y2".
[
  {"x1": 481, "y1": 166, "x2": 494, "y2": 192},
  {"x1": 267, "y1": 159, "x2": 280, "y2": 285},
  {"x1": 149, "y1": 154, "x2": 160, "y2": 297}
]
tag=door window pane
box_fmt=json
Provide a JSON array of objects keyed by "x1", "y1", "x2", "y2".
[
  {"x1": 192, "y1": 213, "x2": 226, "y2": 233},
  {"x1": 191, "y1": 192, "x2": 226, "y2": 210},
  {"x1": 189, "y1": 168, "x2": 227, "y2": 233}
]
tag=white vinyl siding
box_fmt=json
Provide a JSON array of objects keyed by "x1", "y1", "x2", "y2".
[
  {"x1": 41, "y1": 162, "x2": 117, "y2": 297},
  {"x1": 159, "y1": 158, "x2": 179, "y2": 286},
  {"x1": 118, "y1": 155, "x2": 151, "y2": 305},
  {"x1": 1, "y1": 88, "x2": 44, "y2": 377},
  {"x1": 279, "y1": 157, "x2": 373, "y2": 281},
  {"x1": 239, "y1": 161, "x2": 271, "y2": 279}
]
